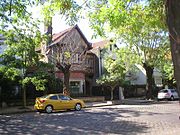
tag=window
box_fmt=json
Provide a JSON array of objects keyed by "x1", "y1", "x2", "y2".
[
  {"x1": 58, "y1": 95, "x2": 71, "y2": 100},
  {"x1": 60, "y1": 53, "x2": 63, "y2": 62},
  {"x1": 163, "y1": 90, "x2": 168, "y2": 93},
  {"x1": 160, "y1": 89, "x2": 168, "y2": 93},
  {"x1": 70, "y1": 81, "x2": 80, "y2": 87},
  {"x1": 71, "y1": 53, "x2": 79, "y2": 63},
  {"x1": 170, "y1": 89, "x2": 175, "y2": 93},
  {"x1": 49, "y1": 95, "x2": 58, "y2": 100},
  {"x1": 73, "y1": 53, "x2": 79, "y2": 63},
  {"x1": 109, "y1": 45, "x2": 112, "y2": 51},
  {"x1": 70, "y1": 81, "x2": 80, "y2": 94}
]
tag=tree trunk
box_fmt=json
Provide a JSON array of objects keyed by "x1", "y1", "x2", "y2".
[
  {"x1": 63, "y1": 69, "x2": 70, "y2": 96},
  {"x1": 166, "y1": 1, "x2": 180, "y2": 97},
  {"x1": 56, "y1": 63, "x2": 71, "y2": 96},
  {"x1": 23, "y1": 86, "x2": 26, "y2": 108},
  {"x1": 143, "y1": 63, "x2": 154, "y2": 99}
]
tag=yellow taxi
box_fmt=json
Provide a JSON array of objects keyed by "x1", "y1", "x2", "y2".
[{"x1": 34, "y1": 94, "x2": 86, "y2": 113}]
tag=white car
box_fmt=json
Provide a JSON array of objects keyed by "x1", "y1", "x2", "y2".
[{"x1": 157, "y1": 89, "x2": 179, "y2": 101}]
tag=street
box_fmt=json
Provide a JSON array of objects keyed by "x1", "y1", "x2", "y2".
[{"x1": 0, "y1": 101, "x2": 180, "y2": 135}]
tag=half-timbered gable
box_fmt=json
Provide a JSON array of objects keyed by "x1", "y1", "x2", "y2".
[{"x1": 45, "y1": 25, "x2": 94, "y2": 95}]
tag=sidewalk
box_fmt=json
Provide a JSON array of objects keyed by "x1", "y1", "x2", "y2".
[
  {"x1": 0, "y1": 99, "x2": 155, "y2": 115},
  {"x1": 0, "y1": 101, "x2": 114, "y2": 115}
]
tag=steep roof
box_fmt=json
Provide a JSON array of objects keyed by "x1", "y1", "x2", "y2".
[
  {"x1": 49, "y1": 25, "x2": 92, "y2": 49},
  {"x1": 51, "y1": 27, "x2": 73, "y2": 45},
  {"x1": 92, "y1": 40, "x2": 109, "y2": 49}
]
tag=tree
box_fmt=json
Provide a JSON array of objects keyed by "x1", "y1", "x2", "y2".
[
  {"x1": 0, "y1": 0, "x2": 83, "y2": 106},
  {"x1": 0, "y1": 0, "x2": 50, "y2": 107},
  {"x1": 0, "y1": 26, "x2": 49, "y2": 107},
  {"x1": 165, "y1": 0, "x2": 180, "y2": 96},
  {"x1": 0, "y1": 66, "x2": 21, "y2": 106},
  {"x1": 86, "y1": 0, "x2": 169, "y2": 99},
  {"x1": 97, "y1": 46, "x2": 140, "y2": 100},
  {"x1": 160, "y1": 59, "x2": 175, "y2": 88},
  {"x1": 40, "y1": 0, "x2": 81, "y2": 26}
]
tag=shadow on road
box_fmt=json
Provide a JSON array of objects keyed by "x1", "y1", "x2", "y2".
[{"x1": 0, "y1": 107, "x2": 160, "y2": 135}]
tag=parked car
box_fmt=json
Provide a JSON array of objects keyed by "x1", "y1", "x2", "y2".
[
  {"x1": 34, "y1": 94, "x2": 86, "y2": 113},
  {"x1": 157, "y1": 89, "x2": 179, "y2": 101}
]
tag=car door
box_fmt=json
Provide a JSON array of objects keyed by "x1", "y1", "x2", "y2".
[
  {"x1": 48, "y1": 95, "x2": 59, "y2": 110},
  {"x1": 58, "y1": 95, "x2": 73, "y2": 109},
  {"x1": 171, "y1": 89, "x2": 179, "y2": 99}
]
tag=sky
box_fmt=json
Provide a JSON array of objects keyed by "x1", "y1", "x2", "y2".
[
  {"x1": 52, "y1": 14, "x2": 97, "y2": 42},
  {"x1": 31, "y1": 4, "x2": 102, "y2": 43}
]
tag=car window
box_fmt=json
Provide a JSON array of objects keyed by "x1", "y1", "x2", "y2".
[
  {"x1": 170, "y1": 89, "x2": 175, "y2": 93},
  {"x1": 58, "y1": 95, "x2": 71, "y2": 100},
  {"x1": 171, "y1": 90, "x2": 175, "y2": 93},
  {"x1": 159, "y1": 90, "x2": 168, "y2": 93},
  {"x1": 49, "y1": 95, "x2": 58, "y2": 100}
]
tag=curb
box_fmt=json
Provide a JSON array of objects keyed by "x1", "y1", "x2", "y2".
[
  {"x1": 0, "y1": 100, "x2": 158, "y2": 115},
  {"x1": 0, "y1": 108, "x2": 35, "y2": 115},
  {"x1": 0, "y1": 103, "x2": 118, "y2": 115}
]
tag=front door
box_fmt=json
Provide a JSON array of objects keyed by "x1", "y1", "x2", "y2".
[
  {"x1": 58, "y1": 95, "x2": 73, "y2": 109},
  {"x1": 70, "y1": 81, "x2": 80, "y2": 94}
]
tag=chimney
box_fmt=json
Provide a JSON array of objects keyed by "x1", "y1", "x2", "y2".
[{"x1": 44, "y1": 17, "x2": 53, "y2": 45}]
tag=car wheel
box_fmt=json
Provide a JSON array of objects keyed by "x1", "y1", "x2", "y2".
[
  {"x1": 75, "y1": 103, "x2": 81, "y2": 111},
  {"x1": 170, "y1": 96, "x2": 174, "y2": 101},
  {"x1": 45, "y1": 105, "x2": 53, "y2": 113}
]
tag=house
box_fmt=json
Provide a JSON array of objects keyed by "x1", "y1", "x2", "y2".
[
  {"x1": 90, "y1": 40, "x2": 121, "y2": 99},
  {"x1": 90, "y1": 40, "x2": 163, "y2": 98},
  {"x1": 41, "y1": 25, "x2": 96, "y2": 96},
  {"x1": 91, "y1": 40, "x2": 117, "y2": 77},
  {"x1": 40, "y1": 24, "x2": 163, "y2": 98}
]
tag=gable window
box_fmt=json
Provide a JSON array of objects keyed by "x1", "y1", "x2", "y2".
[
  {"x1": 109, "y1": 45, "x2": 112, "y2": 51},
  {"x1": 72, "y1": 53, "x2": 79, "y2": 63},
  {"x1": 76, "y1": 53, "x2": 79, "y2": 63},
  {"x1": 60, "y1": 53, "x2": 63, "y2": 62}
]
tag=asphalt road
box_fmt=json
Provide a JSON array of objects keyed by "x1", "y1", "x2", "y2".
[{"x1": 0, "y1": 101, "x2": 180, "y2": 135}]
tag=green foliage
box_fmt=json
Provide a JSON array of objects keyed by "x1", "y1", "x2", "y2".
[
  {"x1": 88, "y1": 0, "x2": 172, "y2": 89},
  {"x1": 115, "y1": 47, "x2": 141, "y2": 72},
  {"x1": 0, "y1": 0, "x2": 36, "y2": 21},
  {"x1": 39, "y1": 0, "x2": 81, "y2": 25},
  {"x1": 0, "y1": 66, "x2": 21, "y2": 81},
  {"x1": 97, "y1": 74, "x2": 120, "y2": 88},
  {"x1": 162, "y1": 61, "x2": 174, "y2": 81},
  {"x1": 88, "y1": 0, "x2": 166, "y2": 37},
  {"x1": 0, "y1": 24, "x2": 48, "y2": 91},
  {"x1": 64, "y1": 51, "x2": 71, "y2": 59},
  {"x1": 22, "y1": 77, "x2": 47, "y2": 91},
  {"x1": 0, "y1": 0, "x2": 51, "y2": 92},
  {"x1": 97, "y1": 47, "x2": 139, "y2": 88},
  {"x1": 157, "y1": 50, "x2": 174, "y2": 83}
]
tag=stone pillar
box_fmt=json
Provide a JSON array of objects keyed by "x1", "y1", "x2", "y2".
[
  {"x1": 119, "y1": 87, "x2": 124, "y2": 100},
  {"x1": 80, "y1": 80, "x2": 83, "y2": 93}
]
